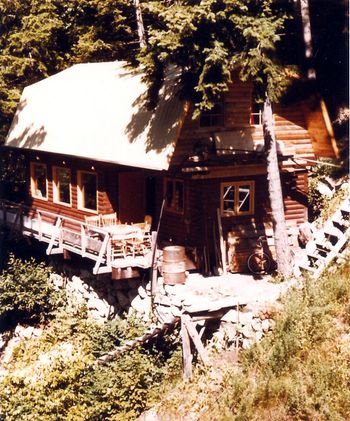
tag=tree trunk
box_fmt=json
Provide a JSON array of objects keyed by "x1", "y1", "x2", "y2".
[
  {"x1": 299, "y1": 0, "x2": 316, "y2": 79},
  {"x1": 134, "y1": 0, "x2": 146, "y2": 49},
  {"x1": 263, "y1": 95, "x2": 291, "y2": 276}
]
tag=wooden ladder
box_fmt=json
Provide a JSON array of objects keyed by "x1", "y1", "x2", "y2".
[{"x1": 299, "y1": 194, "x2": 350, "y2": 277}]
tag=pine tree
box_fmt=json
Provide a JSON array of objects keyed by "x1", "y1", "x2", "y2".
[{"x1": 139, "y1": 0, "x2": 294, "y2": 274}]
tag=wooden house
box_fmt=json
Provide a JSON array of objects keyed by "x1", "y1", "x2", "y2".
[{"x1": 1, "y1": 61, "x2": 338, "y2": 277}]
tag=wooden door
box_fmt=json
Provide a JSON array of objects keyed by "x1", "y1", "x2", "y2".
[{"x1": 118, "y1": 171, "x2": 145, "y2": 224}]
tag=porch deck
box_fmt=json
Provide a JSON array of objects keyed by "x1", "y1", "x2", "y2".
[{"x1": 0, "y1": 200, "x2": 154, "y2": 276}]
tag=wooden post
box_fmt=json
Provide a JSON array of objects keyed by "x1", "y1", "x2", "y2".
[
  {"x1": 181, "y1": 315, "x2": 193, "y2": 380},
  {"x1": 183, "y1": 314, "x2": 209, "y2": 365},
  {"x1": 217, "y1": 208, "x2": 227, "y2": 275},
  {"x1": 151, "y1": 231, "x2": 158, "y2": 296}
]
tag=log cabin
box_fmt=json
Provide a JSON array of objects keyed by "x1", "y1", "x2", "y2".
[{"x1": 1, "y1": 61, "x2": 338, "y2": 278}]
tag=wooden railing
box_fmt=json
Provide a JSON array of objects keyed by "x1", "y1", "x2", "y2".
[{"x1": 0, "y1": 200, "x2": 152, "y2": 275}]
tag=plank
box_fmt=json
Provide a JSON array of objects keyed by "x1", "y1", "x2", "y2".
[
  {"x1": 181, "y1": 315, "x2": 193, "y2": 380},
  {"x1": 183, "y1": 314, "x2": 210, "y2": 366}
]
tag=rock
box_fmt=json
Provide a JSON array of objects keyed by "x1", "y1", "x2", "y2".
[
  {"x1": 138, "y1": 285, "x2": 147, "y2": 299},
  {"x1": 14, "y1": 325, "x2": 34, "y2": 339},
  {"x1": 298, "y1": 222, "x2": 314, "y2": 248},
  {"x1": 242, "y1": 325, "x2": 255, "y2": 339},
  {"x1": 238, "y1": 310, "x2": 254, "y2": 326},
  {"x1": 255, "y1": 330, "x2": 264, "y2": 342},
  {"x1": 116, "y1": 290, "x2": 130, "y2": 309},
  {"x1": 131, "y1": 295, "x2": 152, "y2": 315},
  {"x1": 261, "y1": 319, "x2": 270, "y2": 332},
  {"x1": 154, "y1": 294, "x2": 172, "y2": 306},
  {"x1": 50, "y1": 273, "x2": 64, "y2": 288},
  {"x1": 221, "y1": 309, "x2": 239, "y2": 323},
  {"x1": 155, "y1": 306, "x2": 173, "y2": 323},
  {"x1": 269, "y1": 319, "x2": 276, "y2": 330},
  {"x1": 242, "y1": 338, "x2": 254, "y2": 350},
  {"x1": 222, "y1": 323, "x2": 237, "y2": 342},
  {"x1": 251, "y1": 318, "x2": 262, "y2": 332}
]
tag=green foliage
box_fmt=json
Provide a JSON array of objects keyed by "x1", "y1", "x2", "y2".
[
  {"x1": 0, "y1": 0, "x2": 137, "y2": 140},
  {"x1": 140, "y1": 0, "x2": 293, "y2": 115},
  {"x1": 0, "y1": 307, "x2": 182, "y2": 420},
  {"x1": 154, "y1": 257, "x2": 350, "y2": 420},
  {"x1": 0, "y1": 254, "x2": 64, "y2": 328}
]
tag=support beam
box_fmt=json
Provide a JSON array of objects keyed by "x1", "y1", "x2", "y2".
[{"x1": 181, "y1": 315, "x2": 193, "y2": 380}]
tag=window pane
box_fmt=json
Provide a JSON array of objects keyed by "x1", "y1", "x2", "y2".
[
  {"x1": 57, "y1": 168, "x2": 70, "y2": 204},
  {"x1": 82, "y1": 173, "x2": 97, "y2": 211},
  {"x1": 223, "y1": 185, "x2": 235, "y2": 212},
  {"x1": 238, "y1": 185, "x2": 251, "y2": 212},
  {"x1": 34, "y1": 165, "x2": 47, "y2": 198}
]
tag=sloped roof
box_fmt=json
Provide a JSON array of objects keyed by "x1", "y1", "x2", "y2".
[{"x1": 5, "y1": 61, "x2": 187, "y2": 171}]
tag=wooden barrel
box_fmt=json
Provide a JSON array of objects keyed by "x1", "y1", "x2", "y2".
[{"x1": 162, "y1": 246, "x2": 186, "y2": 285}]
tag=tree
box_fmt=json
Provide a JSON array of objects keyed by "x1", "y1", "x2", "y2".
[
  {"x1": 139, "y1": 0, "x2": 293, "y2": 274},
  {"x1": 0, "y1": 0, "x2": 137, "y2": 141}
]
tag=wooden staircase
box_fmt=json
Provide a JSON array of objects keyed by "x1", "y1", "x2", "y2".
[{"x1": 298, "y1": 194, "x2": 350, "y2": 277}]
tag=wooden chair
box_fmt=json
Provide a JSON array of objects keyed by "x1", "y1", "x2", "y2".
[
  {"x1": 126, "y1": 230, "x2": 146, "y2": 258},
  {"x1": 101, "y1": 212, "x2": 118, "y2": 227},
  {"x1": 111, "y1": 239, "x2": 126, "y2": 260},
  {"x1": 85, "y1": 215, "x2": 101, "y2": 227}
]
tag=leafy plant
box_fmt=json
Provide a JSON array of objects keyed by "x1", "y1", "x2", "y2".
[{"x1": 0, "y1": 254, "x2": 64, "y2": 329}]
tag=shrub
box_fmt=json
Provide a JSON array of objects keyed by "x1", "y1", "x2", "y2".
[{"x1": 0, "y1": 254, "x2": 64, "y2": 329}]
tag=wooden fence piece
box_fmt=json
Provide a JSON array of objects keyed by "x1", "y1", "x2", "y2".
[
  {"x1": 183, "y1": 314, "x2": 210, "y2": 366},
  {"x1": 181, "y1": 315, "x2": 193, "y2": 380}
]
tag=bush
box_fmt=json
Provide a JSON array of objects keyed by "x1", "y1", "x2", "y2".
[
  {"x1": 0, "y1": 254, "x2": 64, "y2": 329},
  {"x1": 0, "y1": 308, "x2": 182, "y2": 421}
]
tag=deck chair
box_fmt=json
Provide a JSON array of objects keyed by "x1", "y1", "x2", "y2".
[
  {"x1": 85, "y1": 215, "x2": 101, "y2": 227},
  {"x1": 101, "y1": 212, "x2": 118, "y2": 227}
]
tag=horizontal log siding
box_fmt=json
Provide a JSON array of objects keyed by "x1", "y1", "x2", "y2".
[{"x1": 25, "y1": 153, "x2": 116, "y2": 225}]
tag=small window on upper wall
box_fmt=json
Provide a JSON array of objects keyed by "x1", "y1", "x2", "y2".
[
  {"x1": 30, "y1": 162, "x2": 48, "y2": 200},
  {"x1": 78, "y1": 171, "x2": 97, "y2": 212},
  {"x1": 165, "y1": 178, "x2": 184, "y2": 214},
  {"x1": 53, "y1": 167, "x2": 71, "y2": 205},
  {"x1": 221, "y1": 181, "x2": 255, "y2": 216},
  {"x1": 199, "y1": 102, "x2": 224, "y2": 127}
]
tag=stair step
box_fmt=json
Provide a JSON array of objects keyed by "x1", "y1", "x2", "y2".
[
  {"x1": 307, "y1": 253, "x2": 326, "y2": 261},
  {"x1": 299, "y1": 264, "x2": 317, "y2": 273},
  {"x1": 324, "y1": 227, "x2": 344, "y2": 239}
]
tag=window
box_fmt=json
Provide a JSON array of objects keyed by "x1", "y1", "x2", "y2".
[
  {"x1": 30, "y1": 163, "x2": 48, "y2": 199},
  {"x1": 250, "y1": 102, "x2": 263, "y2": 125},
  {"x1": 165, "y1": 178, "x2": 184, "y2": 214},
  {"x1": 221, "y1": 181, "x2": 255, "y2": 216},
  {"x1": 199, "y1": 102, "x2": 224, "y2": 127},
  {"x1": 53, "y1": 167, "x2": 71, "y2": 205},
  {"x1": 78, "y1": 171, "x2": 97, "y2": 212}
]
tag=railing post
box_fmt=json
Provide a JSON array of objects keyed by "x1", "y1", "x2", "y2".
[
  {"x1": 38, "y1": 211, "x2": 42, "y2": 240},
  {"x1": 81, "y1": 224, "x2": 87, "y2": 257}
]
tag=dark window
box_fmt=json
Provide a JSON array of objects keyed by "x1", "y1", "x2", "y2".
[
  {"x1": 79, "y1": 171, "x2": 97, "y2": 211},
  {"x1": 165, "y1": 178, "x2": 184, "y2": 214},
  {"x1": 200, "y1": 103, "x2": 224, "y2": 127},
  {"x1": 221, "y1": 181, "x2": 255, "y2": 216},
  {"x1": 54, "y1": 167, "x2": 71, "y2": 205},
  {"x1": 31, "y1": 163, "x2": 47, "y2": 199}
]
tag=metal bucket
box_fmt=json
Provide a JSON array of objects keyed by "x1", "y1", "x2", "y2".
[{"x1": 162, "y1": 245, "x2": 186, "y2": 285}]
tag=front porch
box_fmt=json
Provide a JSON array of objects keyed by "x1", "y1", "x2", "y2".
[{"x1": 0, "y1": 200, "x2": 154, "y2": 277}]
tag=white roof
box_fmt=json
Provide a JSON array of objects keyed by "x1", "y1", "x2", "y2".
[{"x1": 5, "y1": 61, "x2": 186, "y2": 171}]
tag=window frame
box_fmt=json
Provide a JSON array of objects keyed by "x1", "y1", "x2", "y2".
[
  {"x1": 30, "y1": 162, "x2": 48, "y2": 200},
  {"x1": 164, "y1": 178, "x2": 185, "y2": 215},
  {"x1": 220, "y1": 180, "x2": 255, "y2": 216},
  {"x1": 53, "y1": 166, "x2": 72, "y2": 206},
  {"x1": 77, "y1": 170, "x2": 98, "y2": 213},
  {"x1": 199, "y1": 101, "x2": 225, "y2": 128}
]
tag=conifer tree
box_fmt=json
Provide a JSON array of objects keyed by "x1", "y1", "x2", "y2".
[{"x1": 139, "y1": 0, "x2": 293, "y2": 274}]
